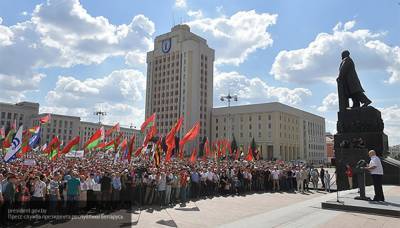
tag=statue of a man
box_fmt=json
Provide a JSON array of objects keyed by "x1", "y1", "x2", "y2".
[{"x1": 337, "y1": 50, "x2": 371, "y2": 111}]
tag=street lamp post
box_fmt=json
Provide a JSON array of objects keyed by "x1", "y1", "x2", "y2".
[
  {"x1": 94, "y1": 110, "x2": 107, "y2": 125},
  {"x1": 220, "y1": 93, "x2": 238, "y2": 141}
]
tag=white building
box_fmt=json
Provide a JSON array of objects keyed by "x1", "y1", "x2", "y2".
[
  {"x1": 211, "y1": 102, "x2": 326, "y2": 164},
  {"x1": 0, "y1": 101, "x2": 39, "y2": 130},
  {"x1": 145, "y1": 24, "x2": 214, "y2": 154},
  {"x1": 389, "y1": 145, "x2": 400, "y2": 159}
]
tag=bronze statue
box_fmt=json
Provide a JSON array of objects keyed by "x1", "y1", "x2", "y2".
[{"x1": 337, "y1": 50, "x2": 371, "y2": 111}]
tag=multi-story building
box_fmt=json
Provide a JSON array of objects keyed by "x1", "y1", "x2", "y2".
[
  {"x1": 389, "y1": 145, "x2": 400, "y2": 159},
  {"x1": 0, "y1": 101, "x2": 143, "y2": 150},
  {"x1": 325, "y1": 133, "x2": 334, "y2": 164},
  {"x1": 145, "y1": 24, "x2": 214, "y2": 154},
  {"x1": 0, "y1": 101, "x2": 39, "y2": 130},
  {"x1": 32, "y1": 113, "x2": 80, "y2": 145},
  {"x1": 211, "y1": 102, "x2": 327, "y2": 164}
]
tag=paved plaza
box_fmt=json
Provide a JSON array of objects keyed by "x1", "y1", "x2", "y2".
[{"x1": 17, "y1": 185, "x2": 398, "y2": 228}]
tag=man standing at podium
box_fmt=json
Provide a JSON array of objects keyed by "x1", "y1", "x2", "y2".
[{"x1": 365, "y1": 150, "x2": 385, "y2": 202}]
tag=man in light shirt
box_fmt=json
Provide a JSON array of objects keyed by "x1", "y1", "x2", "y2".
[{"x1": 365, "y1": 150, "x2": 385, "y2": 202}]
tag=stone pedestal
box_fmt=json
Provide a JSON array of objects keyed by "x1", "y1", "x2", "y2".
[{"x1": 334, "y1": 106, "x2": 391, "y2": 190}]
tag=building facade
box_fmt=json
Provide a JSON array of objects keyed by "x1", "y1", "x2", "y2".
[
  {"x1": 325, "y1": 133, "x2": 334, "y2": 164},
  {"x1": 0, "y1": 101, "x2": 39, "y2": 130},
  {"x1": 145, "y1": 24, "x2": 214, "y2": 153},
  {"x1": 0, "y1": 101, "x2": 143, "y2": 150},
  {"x1": 211, "y1": 102, "x2": 327, "y2": 164},
  {"x1": 389, "y1": 145, "x2": 400, "y2": 159}
]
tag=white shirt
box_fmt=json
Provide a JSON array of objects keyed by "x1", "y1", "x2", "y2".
[
  {"x1": 33, "y1": 180, "x2": 46, "y2": 197},
  {"x1": 271, "y1": 170, "x2": 280, "y2": 180},
  {"x1": 369, "y1": 155, "x2": 384, "y2": 175}
]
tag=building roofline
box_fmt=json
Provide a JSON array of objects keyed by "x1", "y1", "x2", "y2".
[{"x1": 212, "y1": 102, "x2": 325, "y2": 120}]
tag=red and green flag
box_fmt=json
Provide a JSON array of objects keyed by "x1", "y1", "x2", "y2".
[
  {"x1": 140, "y1": 113, "x2": 156, "y2": 132},
  {"x1": 0, "y1": 126, "x2": 5, "y2": 141},
  {"x1": 84, "y1": 127, "x2": 104, "y2": 150},
  {"x1": 40, "y1": 114, "x2": 51, "y2": 124},
  {"x1": 2, "y1": 120, "x2": 16, "y2": 148},
  {"x1": 46, "y1": 136, "x2": 60, "y2": 161},
  {"x1": 61, "y1": 136, "x2": 80, "y2": 154},
  {"x1": 203, "y1": 138, "x2": 210, "y2": 161},
  {"x1": 105, "y1": 123, "x2": 120, "y2": 137}
]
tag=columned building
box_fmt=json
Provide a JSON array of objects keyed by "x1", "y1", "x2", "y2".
[
  {"x1": 0, "y1": 101, "x2": 39, "y2": 130},
  {"x1": 145, "y1": 24, "x2": 214, "y2": 153},
  {"x1": 212, "y1": 102, "x2": 327, "y2": 164}
]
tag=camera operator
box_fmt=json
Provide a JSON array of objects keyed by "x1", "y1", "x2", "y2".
[{"x1": 365, "y1": 150, "x2": 385, "y2": 202}]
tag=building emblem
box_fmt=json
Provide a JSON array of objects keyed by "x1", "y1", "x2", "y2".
[{"x1": 161, "y1": 38, "x2": 172, "y2": 53}]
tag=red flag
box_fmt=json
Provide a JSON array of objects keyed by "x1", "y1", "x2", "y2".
[
  {"x1": 105, "y1": 123, "x2": 120, "y2": 136},
  {"x1": 40, "y1": 114, "x2": 51, "y2": 124},
  {"x1": 45, "y1": 136, "x2": 60, "y2": 155},
  {"x1": 245, "y1": 146, "x2": 253, "y2": 161},
  {"x1": 119, "y1": 139, "x2": 128, "y2": 152},
  {"x1": 127, "y1": 135, "x2": 135, "y2": 162},
  {"x1": 61, "y1": 136, "x2": 80, "y2": 154},
  {"x1": 234, "y1": 148, "x2": 240, "y2": 160},
  {"x1": 165, "y1": 117, "x2": 184, "y2": 162},
  {"x1": 179, "y1": 121, "x2": 200, "y2": 151},
  {"x1": 114, "y1": 132, "x2": 124, "y2": 151},
  {"x1": 142, "y1": 124, "x2": 157, "y2": 147},
  {"x1": 141, "y1": 113, "x2": 156, "y2": 132},
  {"x1": 134, "y1": 145, "x2": 144, "y2": 157},
  {"x1": 190, "y1": 148, "x2": 197, "y2": 163},
  {"x1": 17, "y1": 131, "x2": 31, "y2": 158},
  {"x1": 203, "y1": 138, "x2": 210, "y2": 161}
]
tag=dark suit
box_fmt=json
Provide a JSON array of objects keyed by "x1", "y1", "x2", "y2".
[{"x1": 337, "y1": 57, "x2": 370, "y2": 110}]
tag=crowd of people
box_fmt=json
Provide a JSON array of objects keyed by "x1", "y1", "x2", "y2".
[{"x1": 0, "y1": 150, "x2": 332, "y2": 226}]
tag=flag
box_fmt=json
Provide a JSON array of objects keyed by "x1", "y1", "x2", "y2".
[
  {"x1": 114, "y1": 132, "x2": 124, "y2": 152},
  {"x1": 40, "y1": 143, "x2": 47, "y2": 153},
  {"x1": 134, "y1": 145, "x2": 144, "y2": 157},
  {"x1": 141, "y1": 113, "x2": 156, "y2": 132},
  {"x1": 97, "y1": 140, "x2": 115, "y2": 151},
  {"x1": 48, "y1": 137, "x2": 60, "y2": 161},
  {"x1": 190, "y1": 147, "x2": 197, "y2": 163},
  {"x1": 203, "y1": 138, "x2": 210, "y2": 161},
  {"x1": 61, "y1": 136, "x2": 80, "y2": 154},
  {"x1": 4, "y1": 125, "x2": 23, "y2": 162},
  {"x1": 40, "y1": 114, "x2": 51, "y2": 124},
  {"x1": 0, "y1": 126, "x2": 5, "y2": 141},
  {"x1": 179, "y1": 121, "x2": 200, "y2": 157},
  {"x1": 165, "y1": 117, "x2": 183, "y2": 162},
  {"x1": 142, "y1": 124, "x2": 157, "y2": 147},
  {"x1": 28, "y1": 126, "x2": 41, "y2": 149},
  {"x1": 84, "y1": 127, "x2": 104, "y2": 150},
  {"x1": 127, "y1": 135, "x2": 135, "y2": 162},
  {"x1": 105, "y1": 123, "x2": 120, "y2": 136},
  {"x1": 245, "y1": 146, "x2": 253, "y2": 161},
  {"x1": 154, "y1": 140, "x2": 161, "y2": 167},
  {"x1": 2, "y1": 120, "x2": 17, "y2": 148},
  {"x1": 17, "y1": 130, "x2": 32, "y2": 158},
  {"x1": 119, "y1": 139, "x2": 128, "y2": 153}
]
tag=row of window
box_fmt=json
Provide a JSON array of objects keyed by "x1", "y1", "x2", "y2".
[{"x1": 1, "y1": 112, "x2": 24, "y2": 121}]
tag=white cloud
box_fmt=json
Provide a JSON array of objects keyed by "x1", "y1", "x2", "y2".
[
  {"x1": 380, "y1": 105, "x2": 400, "y2": 146},
  {"x1": 188, "y1": 10, "x2": 277, "y2": 65},
  {"x1": 270, "y1": 20, "x2": 400, "y2": 84},
  {"x1": 45, "y1": 69, "x2": 146, "y2": 127},
  {"x1": 175, "y1": 0, "x2": 187, "y2": 8},
  {"x1": 0, "y1": 0, "x2": 154, "y2": 101},
  {"x1": 187, "y1": 10, "x2": 203, "y2": 19},
  {"x1": 317, "y1": 92, "x2": 338, "y2": 112},
  {"x1": 214, "y1": 70, "x2": 311, "y2": 106},
  {"x1": 21, "y1": 11, "x2": 28, "y2": 16}
]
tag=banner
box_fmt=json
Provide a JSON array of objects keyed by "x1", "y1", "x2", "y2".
[{"x1": 64, "y1": 150, "x2": 84, "y2": 158}]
